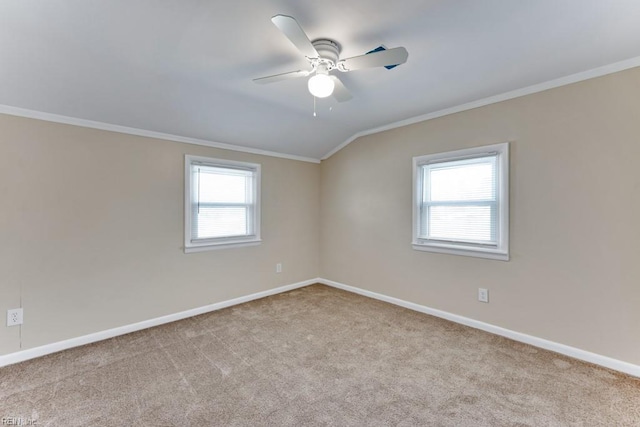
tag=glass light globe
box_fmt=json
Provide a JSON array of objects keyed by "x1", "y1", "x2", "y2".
[{"x1": 308, "y1": 73, "x2": 335, "y2": 98}]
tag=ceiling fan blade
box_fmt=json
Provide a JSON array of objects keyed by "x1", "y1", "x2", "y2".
[
  {"x1": 330, "y1": 76, "x2": 353, "y2": 102},
  {"x1": 338, "y1": 47, "x2": 408, "y2": 72},
  {"x1": 271, "y1": 15, "x2": 319, "y2": 59},
  {"x1": 253, "y1": 69, "x2": 311, "y2": 84}
]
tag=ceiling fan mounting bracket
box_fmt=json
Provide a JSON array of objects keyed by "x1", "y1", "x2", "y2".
[{"x1": 310, "y1": 39, "x2": 340, "y2": 70}]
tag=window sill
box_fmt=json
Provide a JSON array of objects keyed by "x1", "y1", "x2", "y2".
[
  {"x1": 412, "y1": 242, "x2": 509, "y2": 261},
  {"x1": 185, "y1": 239, "x2": 262, "y2": 253}
]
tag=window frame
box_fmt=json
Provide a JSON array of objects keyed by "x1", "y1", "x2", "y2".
[
  {"x1": 184, "y1": 155, "x2": 261, "y2": 253},
  {"x1": 412, "y1": 142, "x2": 509, "y2": 261}
]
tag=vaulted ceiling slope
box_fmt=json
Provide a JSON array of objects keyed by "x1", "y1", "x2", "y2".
[{"x1": 2, "y1": 1, "x2": 640, "y2": 161}]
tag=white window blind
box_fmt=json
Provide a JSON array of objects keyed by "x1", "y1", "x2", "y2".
[
  {"x1": 191, "y1": 165, "x2": 255, "y2": 240},
  {"x1": 185, "y1": 156, "x2": 261, "y2": 252},
  {"x1": 420, "y1": 156, "x2": 497, "y2": 245},
  {"x1": 412, "y1": 143, "x2": 509, "y2": 260}
]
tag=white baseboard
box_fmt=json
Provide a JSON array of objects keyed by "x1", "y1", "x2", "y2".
[
  {"x1": 317, "y1": 278, "x2": 640, "y2": 378},
  {"x1": 3, "y1": 277, "x2": 638, "y2": 378},
  {"x1": 0, "y1": 279, "x2": 316, "y2": 368}
]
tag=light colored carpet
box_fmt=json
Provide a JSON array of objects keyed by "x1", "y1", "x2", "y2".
[{"x1": 1, "y1": 284, "x2": 639, "y2": 426}]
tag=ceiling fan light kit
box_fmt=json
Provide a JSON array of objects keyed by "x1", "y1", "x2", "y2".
[
  {"x1": 254, "y1": 15, "x2": 409, "y2": 103},
  {"x1": 308, "y1": 63, "x2": 335, "y2": 98}
]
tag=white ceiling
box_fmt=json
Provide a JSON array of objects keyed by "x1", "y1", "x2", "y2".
[{"x1": 2, "y1": 1, "x2": 640, "y2": 160}]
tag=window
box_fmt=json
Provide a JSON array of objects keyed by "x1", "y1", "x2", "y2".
[
  {"x1": 412, "y1": 142, "x2": 509, "y2": 260},
  {"x1": 185, "y1": 155, "x2": 261, "y2": 253}
]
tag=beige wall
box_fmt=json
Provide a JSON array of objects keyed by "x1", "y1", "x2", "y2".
[
  {"x1": 2, "y1": 67, "x2": 639, "y2": 367},
  {"x1": 320, "y1": 67, "x2": 640, "y2": 365},
  {"x1": 0, "y1": 115, "x2": 320, "y2": 355}
]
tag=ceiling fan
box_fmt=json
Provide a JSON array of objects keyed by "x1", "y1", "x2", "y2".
[{"x1": 254, "y1": 15, "x2": 409, "y2": 102}]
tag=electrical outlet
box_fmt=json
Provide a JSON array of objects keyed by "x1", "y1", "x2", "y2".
[
  {"x1": 276, "y1": 263, "x2": 282, "y2": 273},
  {"x1": 478, "y1": 288, "x2": 489, "y2": 303},
  {"x1": 7, "y1": 308, "x2": 23, "y2": 326}
]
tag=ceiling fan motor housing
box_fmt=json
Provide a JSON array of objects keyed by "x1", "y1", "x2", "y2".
[{"x1": 312, "y1": 39, "x2": 340, "y2": 67}]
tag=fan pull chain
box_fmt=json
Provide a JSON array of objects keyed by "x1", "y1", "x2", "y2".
[{"x1": 313, "y1": 96, "x2": 317, "y2": 117}]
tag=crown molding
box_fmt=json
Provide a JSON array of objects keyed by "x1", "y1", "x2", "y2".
[
  {"x1": 3, "y1": 55, "x2": 639, "y2": 164},
  {"x1": 0, "y1": 105, "x2": 321, "y2": 164},
  {"x1": 322, "y1": 55, "x2": 640, "y2": 160}
]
